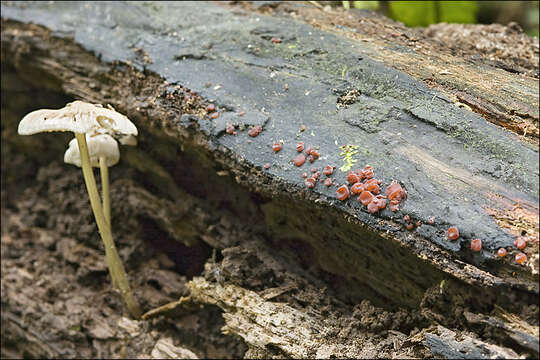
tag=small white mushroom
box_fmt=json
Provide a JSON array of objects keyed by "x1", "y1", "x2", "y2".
[
  {"x1": 18, "y1": 100, "x2": 137, "y2": 137},
  {"x1": 17, "y1": 100, "x2": 141, "y2": 319},
  {"x1": 119, "y1": 134, "x2": 138, "y2": 146},
  {"x1": 64, "y1": 132, "x2": 120, "y2": 226},
  {"x1": 64, "y1": 133, "x2": 120, "y2": 168}
]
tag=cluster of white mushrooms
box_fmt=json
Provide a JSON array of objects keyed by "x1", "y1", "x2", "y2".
[{"x1": 18, "y1": 101, "x2": 142, "y2": 318}]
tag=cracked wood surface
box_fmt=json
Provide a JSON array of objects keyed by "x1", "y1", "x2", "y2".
[{"x1": 253, "y1": 2, "x2": 539, "y2": 145}]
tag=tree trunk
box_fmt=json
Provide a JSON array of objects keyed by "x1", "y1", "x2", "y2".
[{"x1": 1, "y1": 1, "x2": 538, "y2": 358}]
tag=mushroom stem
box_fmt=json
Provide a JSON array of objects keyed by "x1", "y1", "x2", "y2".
[
  {"x1": 75, "y1": 133, "x2": 141, "y2": 319},
  {"x1": 99, "y1": 156, "x2": 111, "y2": 226}
]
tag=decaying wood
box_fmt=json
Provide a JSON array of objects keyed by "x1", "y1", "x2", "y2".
[
  {"x1": 422, "y1": 325, "x2": 520, "y2": 359},
  {"x1": 250, "y1": 2, "x2": 539, "y2": 145},
  {"x1": 1, "y1": 1, "x2": 538, "y2": 358}
]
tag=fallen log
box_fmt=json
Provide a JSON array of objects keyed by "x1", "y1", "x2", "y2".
[{"x1": 1, "y1": 1, "x2": 538, "y2": 358}]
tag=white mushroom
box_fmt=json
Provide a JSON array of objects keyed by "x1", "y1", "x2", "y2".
[
  {"x1": 18, "y1": 100, "x2": 138, "y2": 137},
  {"x1": 64, "y1": 132, "x2": 120, "y2": 168},
  {"x1": 17, "y1": 100, "x2": 141, "y2": 319},
  {"x1": 119, "y1": 134, "x2": 138, "y2": 146},
  {"x1": 64, "y1": 132, "x2": 120, "y2": 225}
]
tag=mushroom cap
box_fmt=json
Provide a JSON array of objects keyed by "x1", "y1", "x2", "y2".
[
  {"x1": 118, "y1": 134, "x2": 137, "y2": 146},
  {"x1": 18, "y1": 100, "x2": 138, "y2": 137},
  {"x1": 64, "y1": 133, "x2": 120, "y2": 168}
]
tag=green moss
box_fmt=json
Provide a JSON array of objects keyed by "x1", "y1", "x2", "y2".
[
  {"x1": 448, "y1": 121, "x2": 516, "y2": 161},
  {"x1": 371, "y1": 118, "x2": 381, "y2": 126},
  {"x1": 339, "y1": 144, "x2": 359, "y2": 172}
]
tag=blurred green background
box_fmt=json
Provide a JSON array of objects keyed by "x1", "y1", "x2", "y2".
[{"x1": 338, "y1": 1, "x2": 539, "y2": 37}]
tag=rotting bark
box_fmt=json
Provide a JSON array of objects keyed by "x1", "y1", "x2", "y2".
[
  {"x1": 244, "y1": 1, "x2": 539, "y2": 146},
  {"x1": 1, "y1": 1, "x2": 538, "y2": 358}
]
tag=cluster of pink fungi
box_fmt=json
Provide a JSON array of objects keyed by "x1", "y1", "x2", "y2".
[
  {"x1": 266, "y1": 138, "x2": 532, "y2": 267},
  {"x1": 446, "y1": 226, "x2": 530, "y2": 266},
  {"x1": 337, "y1": 167, "x2": 408, "y2": 215},
  {"x1": 285, "y1": 141, "x2": 408, "y2": 215}
]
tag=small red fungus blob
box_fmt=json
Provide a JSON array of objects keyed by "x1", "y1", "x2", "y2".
[
  {"x1": 233, "y1": 131, "x2": 238, "y2": 135},
  {"x1": 210, "y1": 112, "x2": 219, "y2": 119},
  {"x1": 247, "y1": 140, "x2": 252, "y2": 144},
  {"x1": 238, "y1": 111, "x2": 245, "y2": 116},
  {"x1": 389, "y1": 200, "x2": 400, "y2": 212},
  {"x1": 374, "y1": 196, "x2": 387, "y2": 210},
  {"x1": 226, "y1": 123, "x2": 235, "y2": 135},
  {"x1": 515, "y1": 252, "x2": 527, "y2": 265},
  {"x1": 305, "y1": 177, "x2": 316, "y2": 189},
  {"x1": 386, "y1": 181, "x2": 404, "y2": 201},
  {"x1": 313, "y1": 172, "x2": 320, "y2": 180},
  {"x1": 471, "y1": 239, "x2": 482, "y2": 252},
  {"x1": 404, "y1": 215, "x2": 411, "y2": 223},
  {"x1": 324, "y1": 178, "x2": 332, "y2": 187},
  {"x1": 358, "y1": 191, "x2": 374, "y2": 206},
  {"x1": 296, "y1": 142, "x2": 305, "y2": 152},
  {"x1": 406, "y1": 223, "x2": 414, "y2": 231},
  {"x1": 272, "y1": 143, "x2": 282, "y2": 153},
  {"x1": 447, "y1": 227, "x2": 459, "y2": 241},
  {"x1": 308, "y1": 155, "x2": 315, "y2": 163},
  {"x1": 311, "y1": 167, "x2": 318, "y2": 173},
  {"x1": 351, "y1": 182, "x2": 365, "y2": 195},
  {"x1": 305, "y1": 146, "x2": 314, "y2": 155},
  {"x1": 206, "y1": 104, "x2": 216, "y2": 112},
  {"x1": 264, "y1": 163, "x2": 271, "y2": 169},
  {"x1": 362, "y1": 165, "x2": 374, "y2": 179},
  {"x1": 428, "y1": 216, "x2": 435, "y2": 224},
  {"x1": 347, "y1": 172, "x2": 360, "y2": 185},
  {"x1": 248, "y1": 125, "x2": 263, "y2": 137},
  {"x1": 302, "y1": 172, "x2": 308, "y2": 178},
  {"x1": 294, "y1": 154, "x2": 306, "y2": 167},
  {"x1": 323, "y1": 165, "x2": 334, "y2": 176},
  {"x1": 310, "y1": 150, "x2": 320, "y2": 159},
  {"x1": 271, "y1": 37, "x2": 282, "y2": 43},
  {"x1": 364, "y1": 179, "x2": 380, "y2": 194},
  {"x1": 367, "y1": 201, "x2": 380, "y2": 214},
  {"x1": 514, "y1": 237, "x2": 527, "y2": 250},
  {"x1": 336, "y1": 185, "x2": 350, "y2": 201},
  {"x1": 497, "y1": 248, "x2": 507, "y2": 257}
]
